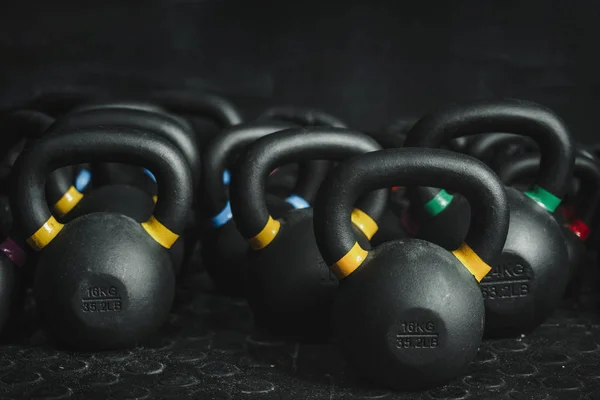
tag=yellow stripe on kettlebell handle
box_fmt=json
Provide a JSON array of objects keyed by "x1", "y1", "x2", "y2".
[
  {"x1": 142, "y1": 215, "x2": 179, "y2": 249},
  {"x1": 26, "y1": 216, "x2": 64, "y2": 251},
  {"x1": 248, "y1": 216, "x2": 280, "y2": 250},
  {"x1": 152, "y1": 196, "x2": 158, "y2": 204},
  {"x1": 331, "y1": 242, "x2": 368, "y2": 279},
  {"x1": 53, "y1": 186, "x2": 84, "y2": 217},
  {"x1": 351, "y1": 208, "x2": 379, "y2": 240},
  {"x1": 452, "y1": 242, "x2": 492, "y2": 282}
]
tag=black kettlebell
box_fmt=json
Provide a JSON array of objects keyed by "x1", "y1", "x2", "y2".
[
  {"x1": 497, "y1": 152, "x2": 600, "y2": 298},
  {"x1": 201, "y1": 121, "x2": 328, "y2": 297},
  {"x1": 12, "y1": 127, "x2": 192, "y2": 350},
  {"x1": 230, "y1": 127, "x2": 387, "y2": 340},
  {"x1": 403, "y1": 100, "x2": 575, "y2": 336},
  {"x1": 47, "y1": 106, "x2": 199, "y2": 274},
  {"x1": 313, "y1": 148, "x2": 509, "y2": 390}
]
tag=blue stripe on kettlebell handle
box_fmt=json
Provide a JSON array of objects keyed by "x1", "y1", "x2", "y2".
[
  {"x1": 285, "y1": 194, "x2": 310, "y2": 209},
  {"x1": 212, "y1": 201, "x2": 233, "y2": 228}
]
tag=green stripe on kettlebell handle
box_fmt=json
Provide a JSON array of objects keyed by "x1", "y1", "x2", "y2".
[
  {"x1": 423, "y1": 190, "x2": 454, "y2": 216},
  {"x1": 524, "y1": 185, "x2": 561, "y2": 212}
]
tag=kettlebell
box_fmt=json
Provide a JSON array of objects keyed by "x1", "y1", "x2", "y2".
[
  {"x1": 46, "y1": 106, "x2": 199, "y2": 274},
  {"x1": 12, "y1": 127, "x2": 192, "y2": 350},
  {"x1": 497, "y1": 152, "x2": 600, "y2": 298},
  {"x1": 313, "y1": 148, "x2": 509, "y2": 390},
  {"x1": 201, "y1": 121, "x2": 328, "y2": 297},
  {"x1": 403, "y1": 100, "x2": 575, "y2": 336},
  {"x1": 230, "y1": 127, "x2": 387, "y2": 340}
]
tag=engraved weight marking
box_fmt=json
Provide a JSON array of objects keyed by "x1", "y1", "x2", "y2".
[
  {"x1": 482, "y1": 263, "x2": 531, "y2": 299},
  {"x1": 81, "y1": 286, "x2": 123, "y2": 312},
  {"x1": 396, "y1": 321, "x2": 439, "y2": 349}
]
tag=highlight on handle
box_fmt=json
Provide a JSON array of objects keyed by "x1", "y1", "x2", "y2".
[
  {"x1": 248, "y1": 215, "x2": 281, "y2": 250},
  {"x1": 141, "y1": 215, "x2": 179, "y2": 249},
  {"x1": 451, "y1": 242, "x2": 492, "y2": 282},
  {"x1": 26, "y1": 216, "x2": 64, "y2": 251}
]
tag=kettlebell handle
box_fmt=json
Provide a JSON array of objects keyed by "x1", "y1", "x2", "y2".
[
  {"x1": 259, "y1": 106, "x2": 347, "y2": 128},
  {"x1": 230, "y1": 127, "x2": 387, "y2": 246},
  {"x1": 467, "y1": 133, "x2": 534, "y2": 162},
  {"x1": 148, "y1": 90, "x2": 243, "y2": 126},
  {"x1": 313, "y1": 148, "x2": 509, "y2": 280},
  {"x1": 498, "y1": 152, "x2": 600, "y2": 225},
  {"x1": 203, "y1": 121, "x2": 329, "y2": 219},
  {"x1": 404, "y1": 100, "x2": 575, "y2": 201},
  {"x1": 12, "y1": 128, "x2": 193, "y2": 251},
  {"x1": 50, "y1": 107, "x2": 201, "y2": 193}
]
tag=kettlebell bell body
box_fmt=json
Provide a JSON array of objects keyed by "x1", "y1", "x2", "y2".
[
  {"x1": 12, "y1": 128, "x2": 192, "y2": 350},
  {"x1": 497, "y1": 152, "x2": 600, "y2": 300},
  {"x1": 480, "y1": 187, "x2": 568, "y2": 335},
  {"x1": 313, "y1": 148, "x2": 509, "y2": 390},
  {"x1": 230, "y1": 127, "x2": 387, "y2": 340},
  {"x1": 404, "y1": 101, "x2": 575, "y2": 336}
]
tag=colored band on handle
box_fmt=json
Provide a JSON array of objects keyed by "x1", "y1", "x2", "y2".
[
  {"x1": 26, "y1": 216, "x2": 64, "y2": 251},
  {"x1": 331, "y1": 242, "x2": 369, "y2": 279},
  {"x1": 452, "y1": 242, "x2": 491, "y2": 282},
  {"x1": 350, "y1": 208, "x2": 379, "y2": 240},
  {"x1": 423, "y1": 189, "x2": 454, "y2": 216},
  {"x1": 285, "y1": 194, "x2": 310, "y2": 209},
  {"x1": 53, "y1": 186, "x2": 84, "y2": 217},
  {"x1": 524, "y1": 185, "x2": 561, "y2": 212},
  {"x1": 0, "y1": 237, "x2": 26, "y2": 268},
  {"x1": 142, "y1": 215, "x2": 179, "y2": 249},
  {"x1": 74, "y1": 168, "x2": 92, "y2": 192},
  {"x1": 222, "y1": 169, "x2": 231, "y2": 185},
  {"x1": 144, "y1": 168, "x2": 157, "y2": 183},
  {"x1": 152, "y1": 196, "x2": 158, "y2": 204},
  {"x1": 211, "y1": 201, "x2": 233, "y2": 228},
  {"x1": 567, "y1": 219, "x2": 590, "y2": 241},
  {"x1": 248, "y1": 215, "x2": 280, "y2": 250}
]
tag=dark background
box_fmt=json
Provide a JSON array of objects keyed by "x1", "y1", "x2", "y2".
[{"x1": 2, "y1": 1, "x2": 599, "y2": 142}]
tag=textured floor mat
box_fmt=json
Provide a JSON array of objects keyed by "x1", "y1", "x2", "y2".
[{"x1": 0, "y1": 264, "x2": 598, "y2": 400}]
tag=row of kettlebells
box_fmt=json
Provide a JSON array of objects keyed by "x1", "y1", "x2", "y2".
[{"x1": 0, "y1": 95, "x2": 597, "y2": 391}]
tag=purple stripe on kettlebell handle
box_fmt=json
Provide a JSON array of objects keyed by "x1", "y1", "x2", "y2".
[{"x1": 0, "y1": 237, "x2": 26, "y2": 268}]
